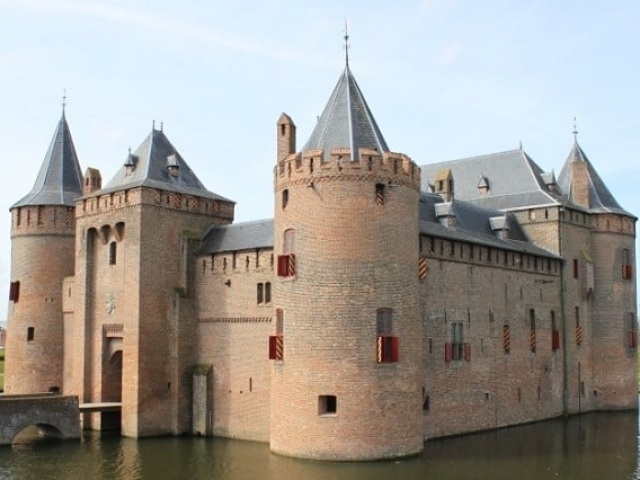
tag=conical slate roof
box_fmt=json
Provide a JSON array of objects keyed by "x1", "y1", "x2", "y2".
[
  {"x1": 557, "y1": 141, "x2": 632, "y2": 216},
  {"x1": 12, "y1": 112, "x2": 83, "y2": 208},
  {"x1": 102, "y1": 127, "x2": 233, "y2": 202},
  {"x1": 303, "y1": 64, "x2": 389, "y2": 160}
]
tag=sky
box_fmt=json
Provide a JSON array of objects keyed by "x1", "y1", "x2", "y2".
[{"x1": 0, "y1": 0, "x2": 639, "y2": 324}]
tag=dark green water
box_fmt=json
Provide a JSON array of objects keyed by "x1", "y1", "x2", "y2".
[{"x1": 1, "y1": 411, "x2": 638, "y2": 480}]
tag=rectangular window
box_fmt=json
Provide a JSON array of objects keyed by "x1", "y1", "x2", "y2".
[
  {"x1": 529, "y1": 309, "x2": 536, "y2": 353},
  {"x1": 9, "y1": 281, "x2": 20, "y2": 302},
  {"x1": 268, "y1": 335, "x2": 284, "y2": 360},
  {"x1": 27, "y1": 326, "x2": 35, "y2": 342},
  {"x1": 375, "y1": 184, "x2": 385, "y2": 205},
  {"x1": 551, "y1": 311, "x2": 560, "y2": 351},
  {"x1": 628, "y1": 313, "x2": 637, "y2": 349},
  {"x1": 622, "y1": 247, "x2": 633, "y2": 279},
  {"x1": 109, "y1": 241, "x2": 117, "y2": 265},
  {"x1": 446, "y1": 322, "x2": 470, "y2": 362},
  {"x1": 277, "y1": 254, "x2": 295, "y2": 277},
  {"x1": 318, "y1": 395, "x2": 337, "y2": 415},
  {"x1": 257, "y1": 283, "x2": 264, "y2": 304},
  {"x1": 502, "y1": 325, "x2": 511, "y2": 354},
  {"x1": 573, "y1": 259, "x2": 579, "y2": 279},
  {"x1": 265, "y1": 282, "x2": 271, "y2": 303}
]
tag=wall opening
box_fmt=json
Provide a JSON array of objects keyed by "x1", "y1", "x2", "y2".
[{"x1": 318, "y1": 395, "x2": 337, "y2": 415}]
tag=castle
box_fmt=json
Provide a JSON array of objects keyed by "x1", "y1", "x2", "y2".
[{"x1": 4, "y1": 58, "x2": 637, "y2": 461}]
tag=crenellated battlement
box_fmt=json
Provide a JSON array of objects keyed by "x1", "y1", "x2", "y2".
[
  {"x1": 10, "y1": 204, "x2": 76, "y2": 237},
  {"x1": 275, "y1": 147, "x2": 421, "y2": 191}
]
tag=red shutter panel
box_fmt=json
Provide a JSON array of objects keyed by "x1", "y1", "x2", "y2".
[
  {"x1": 268, "y1": 336, "x2": 277, "y2": 359},
  {"x1": 463, "y1": 343, "x2": 471, "y2": 362},
  {"x1": 623, "y1": 264, "x2": 633, "y2": 279},
  {"x1": 390, "y1": 336, "x2": 399, "y2": 362},
  {"x1": 629, "y1": 330, "x2": 637, "y2": 349},
  {"x1": 277, "y1": 256, "x2": 288, "y2": 277},
  {"x1": 552, "y1": 330, "x2": 560, "y2": 350},
  {"x1": 445, "y1": 342, "x2": 453, "y2": 363},
  {"x1": 289, "y1": 254, "x2": 296, "y2": 277}
]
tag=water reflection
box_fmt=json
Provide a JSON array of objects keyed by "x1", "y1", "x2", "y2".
[{"x1": 0, "y1": 411, "x2": 637, "y2": 480}]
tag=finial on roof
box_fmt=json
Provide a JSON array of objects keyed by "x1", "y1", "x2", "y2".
[
  {"x1": 572, "y1": 116, "x2": 578, "y2": 142},
  {"x1": 160, "y1": 121, "x2": 164, "y2": 132},
  {"x1": 343, "y1": 20, "x2": 350, "y2": 66},
  {"x1": 152, "y1": 119, "x2": 156, "y2": 131},
  {"x1": 62, "y1": 88, "x2": 67, "y2": 115},
  {"x1": 519, "y1": 140, "x2": 523, "y2": 150}
]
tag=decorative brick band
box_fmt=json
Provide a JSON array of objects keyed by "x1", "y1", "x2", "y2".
[
  {"x1": 103, "y1": 323, "x2": 124, "y2": 338},
  {"x1": 199, "y1": 317, "x2": 272, "y2": 324}
]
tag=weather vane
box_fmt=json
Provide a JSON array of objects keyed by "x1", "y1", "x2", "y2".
[
  {"x1": 62, "y1": 88, "x2": 67, "y2": 113},
  {"x1": 572, "y1": 116, "x2": 578, "y2": 142}
]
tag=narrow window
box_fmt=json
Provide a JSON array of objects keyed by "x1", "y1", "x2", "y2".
[
  {"x1": 622, "y1": 248, "x2": 633, "y2": 279},
  {"x1": 502, "y1": 325, "x2": 511, "y2": 354},
  {"x1": 269, "y1": 309, "x2": 284, "y2": 361},
  {"x1": 318, "y1": 395, "x2": 337, "y2": 415},
  {"x1": 573, "y1": 259, "x2": 579, "y2": 279},
  {"x1": 551, "y1": 310, "x2": 560, "y2": 351},
  {"x1": 282, "y1": 189, "x2": 289, "y2": 209},
  {"x1": 375, "y1": 184, "x2": 385, "y2": 206},
  {"x1": 575, "y1": 306, "x2": 583, "y2": 346},
  {"x1": 529, "y1": 309, "x2": 536, "y2": 353},
  {"x1": 257, "y1": 283, "x2": 264, "y2": 304},
  {"x1": 628, "y1": 312, "x2": 637, "y2": 349},
  {"x1": 109, "y1": 241, "x2": 117, "y2": 265},
  {"x1": 278, "y1": 229, "x2": 296, "y2": 277},
  {"x1": 422, "y1": 390, "x2": 430, "y2": 412},
  {"x1": 9, "y1": 281, "x2": 20, "y2": 302},
  {"x1": 376, "y1": 308, "x2": 398, "y2": 363},
  {"x1": 27, "y1": 326, "x2": 35, "y2": 342},
  {"x1": 265, "y1": 282, "x2": 271, "y2": 303},
  {"x1": 451, "y1": 322, "x2": 464, "y2": 361}
]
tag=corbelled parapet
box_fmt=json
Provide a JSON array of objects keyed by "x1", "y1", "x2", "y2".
[{"x1": 275, "y1": 147, "x2": 421, "y2": 192}]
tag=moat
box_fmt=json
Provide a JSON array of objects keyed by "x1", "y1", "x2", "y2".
[{"x1": 0, "y1": 410, "x2": 638, "y2": 480}]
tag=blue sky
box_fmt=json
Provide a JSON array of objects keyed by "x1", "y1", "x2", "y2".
[{"x1": 1, "y1": 0, "x2": 639, "y2": 323}]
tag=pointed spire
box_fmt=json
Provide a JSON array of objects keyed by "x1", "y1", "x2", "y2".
[
  {"x1": 302, "y1": 48, "x2": 389, "y2": 160},
  {"x1": 12, "y1": 110, "x2": 83, "y2": 208}
]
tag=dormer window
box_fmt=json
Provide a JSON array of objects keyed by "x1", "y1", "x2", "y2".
[
  {"x1": 477, "y1": 174, "x2": 489, "y2": 195},
  {"x1": 167, "y1": 154, "x2": 180, "y2": 177},
  {"x1": 124, "y1": 150, "x2": 138, "y2": 177}
]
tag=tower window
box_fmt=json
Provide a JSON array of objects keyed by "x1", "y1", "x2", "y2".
[
  {"x1": 282, "y1": 189, "x2": 289, "y2": 209},
  {"x1": 376, "y1": 308, "x2": 399, "y2": 363},
  {"x1": 257, "y1": 283, "x2": 264, "y2": 304},
  {"x1": 375, "y1": 184, "x2": 385, "y2": 205},
  {"x1": 265, "y1": 282, "x2": 271, "y2": 303},
  {"x1": 318, "y1": 395, "x2": 337, "y2": 415},
  {"x1": 109, "y1": 241, "x2": 117, "y2": 265},
  {"x1": 9, "y1": 281, "x2": 20, "y2": 302},
  {"x1": 27, "y1": 326, "x2": 35, "y2": 342}
]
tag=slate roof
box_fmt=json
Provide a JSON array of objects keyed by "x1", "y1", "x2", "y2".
[
  {"x1": 557, "y1": 141, "x2": 632, "y2": 216},
  {"x1": 198, "y1": 219, "x2": 274, "y2": 255},
  {"x1": 419, "y1": 192, "x2": 555, "y2": 257},
  {"x1": 421, "y1": 149, "x2": 562, "y2": 211},
  {"x1": 101, "y1": 128, "x2": 233, "y2": 202},
  {"x1": 13, "y1": 112, "x2": 83, "y2": 208},
  {"x1": 303, "y1": 65, "x2": 389, "y2": 160},
  {"x1": 197, "y1": 196, "x2": 555, "y2": 259}
]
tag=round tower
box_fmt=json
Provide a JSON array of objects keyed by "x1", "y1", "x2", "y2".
[
  {"x1": 269, "y1": 65, "x2": 423, "y2": 460},
  {"x1": 5, "y1": 111, "x2": 83, "y2": 394}
]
